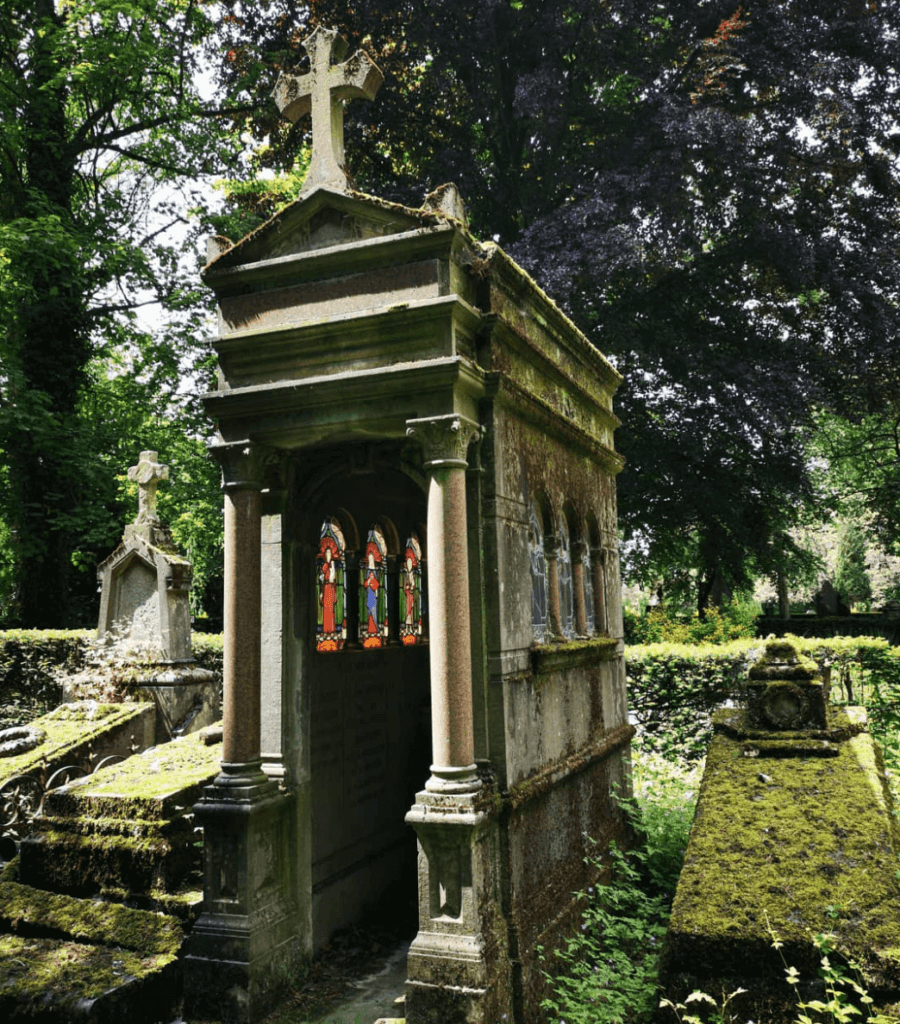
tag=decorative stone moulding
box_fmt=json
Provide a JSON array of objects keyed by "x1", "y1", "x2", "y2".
[{"x1": 745, "y1": 638, "x2": 827, "y2": 731}]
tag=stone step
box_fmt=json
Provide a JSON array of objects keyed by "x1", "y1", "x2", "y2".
[
  {"x1": 20, "y1": 726, "x2": 222, "y2": 898},
  {"x1": 0, "y1": 877, "x2": 183, "y2": 1023}
]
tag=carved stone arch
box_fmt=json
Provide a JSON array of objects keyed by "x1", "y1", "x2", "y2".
[{"x1": 331, "y1": 507, "x2": 360, "y2": 553}]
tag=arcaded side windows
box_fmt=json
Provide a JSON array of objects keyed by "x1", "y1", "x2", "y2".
[
  {"x1": 529, "y1": 507, "x2": 548, "y2": 642},
  {"x1": 557, "y1": 517, "x2": 575, "y2": 639}
]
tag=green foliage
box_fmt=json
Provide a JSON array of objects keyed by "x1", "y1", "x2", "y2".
[
  {"x1": 624, "y1": 602, "x2": 759, "y2": 646},
  {"x1": 0, "y1": 0, "x2": 244, "y2": 626},
  {"x1": 834, "y1": 523, "x2": 873, "y2": 612},
  {"x1": 626, "y1": 635, "x2": 900, "y2": 763},
  {"x1": 540, "y1": 746, "x2": 700, "y2": 1023}
]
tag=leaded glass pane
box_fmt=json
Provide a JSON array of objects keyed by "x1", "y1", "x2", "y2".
[
  {"x1": 316, "y1": 517, "x2": 346, "y2": 652},
  {"x1": 400, "y1": 534, "x2": 424, "y2": 645},
  {"x1": 583, "y1": 546, "x2": 596, "y2": 634},
  {"x1": 530, "y1": 509, "x2": 547, "y2": 642},
  {"x1": 360, "y1": 525, "x2": 388, "y2": 648},
  {"x1": 558, "y1": 520, "x2": 575, "y2": 638}
]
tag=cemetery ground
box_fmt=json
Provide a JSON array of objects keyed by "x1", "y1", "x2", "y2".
[{"x1": 4, "y1": 620, "x2": 900, "y2": 1023}]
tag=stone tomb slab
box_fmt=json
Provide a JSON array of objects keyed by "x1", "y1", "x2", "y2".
[
  {"x1": 20, "y1": 726, "x2": 223, "y2": 898},
  {"x1": 661, "y1": 706, "x2": 900, "y2": 1018}
]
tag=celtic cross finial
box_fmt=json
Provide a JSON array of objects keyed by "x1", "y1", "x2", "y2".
[
  {"x1": 127, "y1": 451, "x2": 169, "y2": 525},
  {"x1": 271, "y1": 26, "x2": 383, "y2": 192}
]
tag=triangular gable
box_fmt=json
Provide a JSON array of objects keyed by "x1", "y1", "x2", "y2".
[{"x1": 204, "y1": 186, "x2": 446, "y2": 274}]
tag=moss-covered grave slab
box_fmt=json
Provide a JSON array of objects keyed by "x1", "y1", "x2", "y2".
[
  {"x1": 661, "y1": 704, "x2": 900, "y2": 1019},
  {"x1": 0, "y1": 702, "x2": 155, "y2": 790},
  {"x1": 0, "y1": 933, "x2": 180, "y2": 1023},
  {"x1": 19, "y1": 725, "x2": 222, "y2": 898}
]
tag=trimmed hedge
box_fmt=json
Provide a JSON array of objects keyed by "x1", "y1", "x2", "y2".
[
  {"x1": 0, "y1": 630, "x2": 223, "y2": 731},
  {"x1": 626, "y1": 634, "x2": 900, "y2": 761}
]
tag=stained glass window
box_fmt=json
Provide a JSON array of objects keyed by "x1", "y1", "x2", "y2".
[
  {"x1": 558, "y1": 520, "x2": 575, "y2": 639},
  {"x1": 316, "y1": 517, "x2": 346, "y2": 652},
  {"x1": 583, "y1": 546, "x2": 596, "y2": 634},
  {"x1": 360, "y1": 526, "x2": 388, "y2": 648},
  {"x1": 399, "y1": 534, "x2": 424, "y2": 645},
  {"x1": 529, "y1": 509, "x2": 547, "y2": 642}
]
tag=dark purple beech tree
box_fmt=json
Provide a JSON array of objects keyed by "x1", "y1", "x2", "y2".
[{"x1": 211, "y1": 0, "x2": 900, "y2": 613}]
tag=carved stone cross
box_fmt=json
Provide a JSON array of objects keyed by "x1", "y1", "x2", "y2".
[
  {"x1": 127, "y1": 451, "x2": 169, "y2": 524},
  {"x1": 271, "y1": 25, "x2": 383, "y2": 192}
]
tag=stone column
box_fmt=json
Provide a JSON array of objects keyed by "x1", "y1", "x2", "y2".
[
  {"x1": 184, "y1": 440, "x2": 300, "y2": 1024},
  {"x1": 406, "y1": 413, "x2": 480, "y2": 792},
  {"x1": 545, "y1": 534, "x2": 563, "y2": 638},
  {"x1": 403, "y1": 414, "x2": 512, "y2": 1024},
  {"x1": 573, "y1": 541, "x2": 588, "y2": 637},
  {"x1": 591, "y1": 545, "x2": 607, "y2": 634}
]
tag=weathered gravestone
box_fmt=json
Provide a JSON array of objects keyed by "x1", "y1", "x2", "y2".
[
  {"x1": 72, "y1": 451, "x2": 219, "y2": 743},
  {"x1": 183, "y1": 25, "x2": 632, "y2": 1024},
  {"x1": 660, "y1": 639, "x2": 900, "y2": 1020}
]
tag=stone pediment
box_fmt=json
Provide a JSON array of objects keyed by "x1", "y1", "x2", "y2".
[{"x1": 204, "y1": 186, "x2": 452, "y2": 274}]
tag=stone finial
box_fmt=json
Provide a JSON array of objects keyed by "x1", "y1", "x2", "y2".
[
  {"x1": 271, "y1": 25, "x2": 383, "y2": 192},
  {"x1": 127, "y1": 451, "x2": 169, "y2": 526}
]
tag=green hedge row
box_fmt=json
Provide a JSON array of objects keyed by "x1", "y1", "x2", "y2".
[
  {"x1": 0, "y1": 630, "x2": 223, "y2": 731},
  {"x1": 626, "y1": 634, "x2": 900, "y2": 761}
]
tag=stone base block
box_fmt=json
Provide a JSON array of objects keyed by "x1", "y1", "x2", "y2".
[{"x1": 182, "y1": 776, "x2": 302, "y2": 1023}]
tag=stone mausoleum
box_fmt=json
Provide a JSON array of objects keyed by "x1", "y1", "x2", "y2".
[{"x1": 184, "y1": 26, "x2": 632, "y2": 1024}]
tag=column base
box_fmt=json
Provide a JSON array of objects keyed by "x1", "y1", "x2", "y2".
[
  {"x1": 183, "y1": 777, "x2": 301, "y2": 1023},
  {"x1": 424, "y1": 763, "x2": 480, "y2": 794}
]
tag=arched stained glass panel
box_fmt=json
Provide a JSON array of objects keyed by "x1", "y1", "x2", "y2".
[
  {"x1": 529, "y1": 509, "x2": 547, "y2": 642},
  {"x1": 400, "y1": 534, "x2": 424, "y2": 645},
  {"x1": 316, "y1": 517, "x2": 346, "y2": 652},
  {"x1": 558, "y1": 519, "x2": 575, "y2": 639},
  {"x1": 360, "y1": 526, "x2": 388, "y2": 648}
]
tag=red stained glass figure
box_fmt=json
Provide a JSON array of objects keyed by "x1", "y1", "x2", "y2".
[
  {"x1": 400, "y1": 534, "x2": 423, "y2": 645},
  {"x1": 360, "y1": 526, "x2": 388, "y2": 648},
  {"x1": 316, "y1": 517, "x2": 346, "y2": 652}
]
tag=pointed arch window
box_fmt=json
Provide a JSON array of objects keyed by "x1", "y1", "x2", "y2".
[
  {"x1": 529, "y1": 508, "x2": 548, "y2": 642},
  {"x1": 400, "y1": 533, "x2": 424, "y2": 645},
  {"x1": 360, "y1": 525, "x2": 388, "y2": 648},
  {"x1": 316, "y1": 517, "x2": 347, "y2": 652}
]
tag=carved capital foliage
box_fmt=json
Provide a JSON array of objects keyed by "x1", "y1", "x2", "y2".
[
  {"x1": 209, "y1": 441, "x2": 277, "y2": 493},
  {"x1": 406, "y1": 414, "x2": 481, "y2": 470}
]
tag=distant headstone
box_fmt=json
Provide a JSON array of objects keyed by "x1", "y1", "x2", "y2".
[
  {"x1": 814, "y1": 579, "x2": 849, "y2": 616},
  {"x1": 84, "y1": 452, "x2": 219, "y2": 741}
]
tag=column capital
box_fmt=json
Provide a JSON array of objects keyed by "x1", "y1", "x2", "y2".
[
  {"x1": 406, "y1": 414, "x2": 481, "y2": 470},
  {"x1": 209, "y1": 440, "x2": 274, "y2": 493}
]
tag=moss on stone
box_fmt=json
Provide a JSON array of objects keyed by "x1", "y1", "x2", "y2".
[
  {"x1": 0, "y1": 933, "x2": 178, "y2": 1019},
  {"x1": 0, "y1": 881, "x2": 182, "y2": 957},
  {"x1": 664, "y1": 719, "x2": 900, "y2": 1006},
  {"x1": 45, "y1": 725, "x2": 222, "y2": 821},
  {"x1": 0, "y1": 702, "x2": 153, "y2": 783}
]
